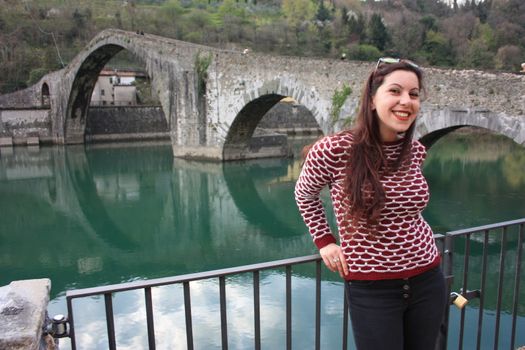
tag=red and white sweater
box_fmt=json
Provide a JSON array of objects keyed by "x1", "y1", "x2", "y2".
[{"x1": 294, "y1": 132, "x2": 440, "y2": 280}]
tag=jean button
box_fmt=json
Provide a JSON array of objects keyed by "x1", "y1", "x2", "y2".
[
  {"x1": 403, "y1": 284, "x2": 410, "y2": 291},
  {"x1": 403, "y1": 293, "x2": 409, "y2": 299}
]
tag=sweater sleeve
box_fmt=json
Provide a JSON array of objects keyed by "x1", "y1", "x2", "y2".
[{"x1": 294, "y1": 137, "x2": 339, "y2": 249}]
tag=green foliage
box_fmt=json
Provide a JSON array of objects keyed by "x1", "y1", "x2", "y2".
[
  {"x1": 330, "y1": 84, "x2": 352, "y2": 125},
  {"x1": 494, "y1": 45, "x2": 523, "y2": 71},
  {"x1": 347, "y1": 44, "x2": 381, "y2": 61},
  {"x1": 421, "y1": 30, "x2": 454, "y2": 66},
  {"x1": 1, "y1": 0, "x2": 524, "y2": 94},
  {"x1": 316, "y1": 1, "x2": 332, "y2": 22},
  {"x1": 134, "y1": 77, "x2": 159, "y2": 105},
  {"x1": 162, "y1": 0, "x2": 187, "y2": 20},
  {"x1": 26, "y1": 68, "x2": 49, "y2": 86},
  {"x1": 367, "y1": 13, "x2": 389, "y2": 52},
  {"x1": 460, "y1": 38, "x2": 495, "y2": 69},
  {"x1": 419, "y1": 15, "x2": 437, "y2": 32},
  {"x1": 195, "y1": 52, "x2": 213, "y2": 96},
  {"x1": 281, "y1": 0, "x2": 316, "y2": 28}
]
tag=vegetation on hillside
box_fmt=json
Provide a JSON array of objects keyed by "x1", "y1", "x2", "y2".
[{"x1": 0, "y1": 0, "x2": 523, "y2": 93}]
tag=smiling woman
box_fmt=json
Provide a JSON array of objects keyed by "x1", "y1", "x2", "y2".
[{"x1": 295, "y1": 59, "x2": 446, "y2": 350}]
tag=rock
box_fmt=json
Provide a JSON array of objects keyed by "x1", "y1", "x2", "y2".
[{"x1": 0, "y1": 279, "x2": 51, "y2": 350}]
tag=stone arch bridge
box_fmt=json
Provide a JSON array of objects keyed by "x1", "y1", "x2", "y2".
[{"x1": 1, "y1": 29, "x2": 524, "y2": 159}]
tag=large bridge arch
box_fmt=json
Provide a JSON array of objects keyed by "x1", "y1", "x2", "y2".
[
  {"x1": 416, "y1": 107, "x2": 525, "y2": 148},
  {"x1": 65, "y1": 44, "x2": 125, "y2": 142},
  {"x1": 63, "y1": 41, "x2": 171, "y2": 144}
]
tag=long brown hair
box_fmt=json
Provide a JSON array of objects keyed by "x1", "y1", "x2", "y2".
[{"x1": 344, "y1": 61, "x2": 424, "y2": 230}]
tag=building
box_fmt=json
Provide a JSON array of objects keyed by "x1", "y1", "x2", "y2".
[{"x1": 90, "y1": 69, "x2": 146, "y2": 106}]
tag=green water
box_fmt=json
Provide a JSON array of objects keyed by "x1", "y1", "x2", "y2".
[{"x1": 1, "y1": 133, "x2": 524, "y2": 349}]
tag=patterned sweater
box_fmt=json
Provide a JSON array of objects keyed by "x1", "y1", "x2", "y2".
[{"x1": 294, "y1": 132, "x2": 440, "y2": 280}]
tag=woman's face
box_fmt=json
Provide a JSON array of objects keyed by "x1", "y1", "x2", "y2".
[{"x1": 372, "y1": 69, "x2": 420, "y2": 142}]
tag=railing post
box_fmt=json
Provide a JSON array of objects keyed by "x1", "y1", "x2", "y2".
[
  {"x1": 510, "y1": 223, "x2": 524, "y2": 350},
  {"x1": 285, "y1": 265, "x2": 292, "y2": 350},
  {"x1": 253, "y1": 271, "x2": 261, "y2": 350},
  {"x1": 315, "y1": 260, "x2": 321, "y2": 350},
  {"x1": 183, "y1": 282, "x2": 194, "y2": 350},
  {"x1": 145, "y1": 287, "x2": 156, "y2": 350},
  {"x1": 66, "y1": 296, "x2": 77, "y2": 350},
  {"x1": 219, "y1": 276, "x2": 228, "y2": 350},
  {"x1": 494, "y1": 227, "x2": 508, "y2": 350},
  {"x1": 104, "y1": 293, "x2": 117, "y2": 350},
  {"x1": 437, "y1": 233, "x2": 454, "y2": 350}
]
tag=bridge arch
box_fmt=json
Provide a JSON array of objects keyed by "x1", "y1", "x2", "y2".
[
  {"x1": 416, "y1": 108, "x2": 525, "y2": 148},
  {"x1": 222, "y1": 79, "x2": 322, "y2": 160},
  {"x1": 63, "y1": 39, "x2": 169, "y2": 144}
]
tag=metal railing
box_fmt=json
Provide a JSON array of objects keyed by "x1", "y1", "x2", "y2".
[
  {"x1": 62, "y1": 218, "x2": 524, "y2": 350},
  {"x1": 441, "y1": 218, "x2": 524, "y2": 350}
]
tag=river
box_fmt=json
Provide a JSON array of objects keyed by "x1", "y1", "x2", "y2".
[{"x1": 0, "y1": 131, "x2": 524, "y2": 349}]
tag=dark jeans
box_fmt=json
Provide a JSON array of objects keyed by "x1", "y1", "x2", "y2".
[{"x1": 345, "y1": 267, "x2": 446, "y2": 350}]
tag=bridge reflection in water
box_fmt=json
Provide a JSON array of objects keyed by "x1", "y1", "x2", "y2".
[{"x1": 0, "y1": 132, "x2": 524, "y2": 349}]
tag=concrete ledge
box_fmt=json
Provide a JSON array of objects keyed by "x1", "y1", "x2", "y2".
[
  {"x1": 27, "y1": 137, "x2": 40, "y2": 146},
  {"x1": 0, "y1": 279, "x2": 51, "y2": 350},
  {"x1": 86, "y1": 132, "x2": 170, "y2": 143},
  {"x1": 0, "y1": 137, "x2": 13, "y2": 147}
]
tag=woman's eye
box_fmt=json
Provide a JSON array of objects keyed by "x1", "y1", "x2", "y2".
[
  {"x1": 389, "y1": 89, "x2": 400, "y2": 94},
  {"x1": 410, "y1": 91, "x2": 420, "y2": 98}
]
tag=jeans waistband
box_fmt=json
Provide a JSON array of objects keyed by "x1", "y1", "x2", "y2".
[{"x1": 347, "y1": 266, "x2": 442, "y2": 288}]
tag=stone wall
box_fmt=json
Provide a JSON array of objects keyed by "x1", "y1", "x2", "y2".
[
  {"x1": 0, "y1": 85, "x2": 41, "y2": 109},
  {"x1": 0, "y1": 109, "x2": 52, "y2": 144},
  {"x1": 85, "y1": 105, "x2": 169, "y2": 142},
  {"x1": 257, "y1": 102, "x2": 321, "y2": 135}
]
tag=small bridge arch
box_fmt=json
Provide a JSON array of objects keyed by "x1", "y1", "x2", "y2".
[
  {"x1": 416, "y1": 107, "x2": 525, "y2": 148},
  {"x1": 41, "y1": 82, "x2": 50, "y2": 108}
]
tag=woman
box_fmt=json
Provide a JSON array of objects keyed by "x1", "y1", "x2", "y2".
[{"x1": 294, "y1": 58, "x2": 446, "y2": 350}]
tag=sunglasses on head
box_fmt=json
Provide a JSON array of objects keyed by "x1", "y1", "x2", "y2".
[{"x1": 375, "y1": 57, "x2": 420, "y2": 71}]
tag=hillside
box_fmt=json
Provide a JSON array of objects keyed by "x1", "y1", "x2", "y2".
[{"x1": 0, "y1": 0, "x2": 523, "y2": 93}]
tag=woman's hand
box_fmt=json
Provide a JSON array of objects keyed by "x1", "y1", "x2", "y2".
[{"x1": 319, "y1": 243, "x2": 348, "y2": 278}]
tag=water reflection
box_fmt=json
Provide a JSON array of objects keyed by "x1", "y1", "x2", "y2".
[
  {"x1": 424, "y1": 133, "x2": 525, "y2": 232},
  {"x1": 68, "y1": 272, "x2": 349, "y2": 350},
  {"x1": 1, "y1": 132, "x2": 524, "y2": 349}
]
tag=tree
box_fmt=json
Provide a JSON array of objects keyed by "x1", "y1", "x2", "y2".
[
  {"x1": 316, "y1": 1, "x2": 332, "y2": 22},
  {"x1": 347, "y1": 11, "x2": 365, "y2": 42},
  {"x1": 494, "y1": 45, "x2": 522, "y2": 71},
  {"x1": 440, "y1": 13, "x2": 478, "y2": 61},
  {"x1": 347, "y1": 43, "x2": 381, "y2": 61},
  {"x1": 494, "y1": 22, "x2": 524, "y2": 48},
  {"x1": 421, "y1": 30, "x2": 454, "y2": 66},
  {"x1": 281, "y1": 0, "x2": 316, "y2": 28},
  {"x1": 460, "y1": 38, "x2": 495, "y2": 69},
  {"x1": 390, "y1": 15, "x2": 424, "y2": 58},
  {"x1": 367, "y1": 13, "x2": 389, "y2": 51}
]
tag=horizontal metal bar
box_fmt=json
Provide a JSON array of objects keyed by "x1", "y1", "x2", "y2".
[
  {"x1": 67, "y1": 254, "x2": 322, "y2": 299},
  {"x1": 446, "y1": 218, "x2": 525, "y2": 237}
]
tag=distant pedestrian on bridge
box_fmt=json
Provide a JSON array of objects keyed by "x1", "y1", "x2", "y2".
[{"x1": 295, "y1": 58, "x2": 446, "y2": 350}]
